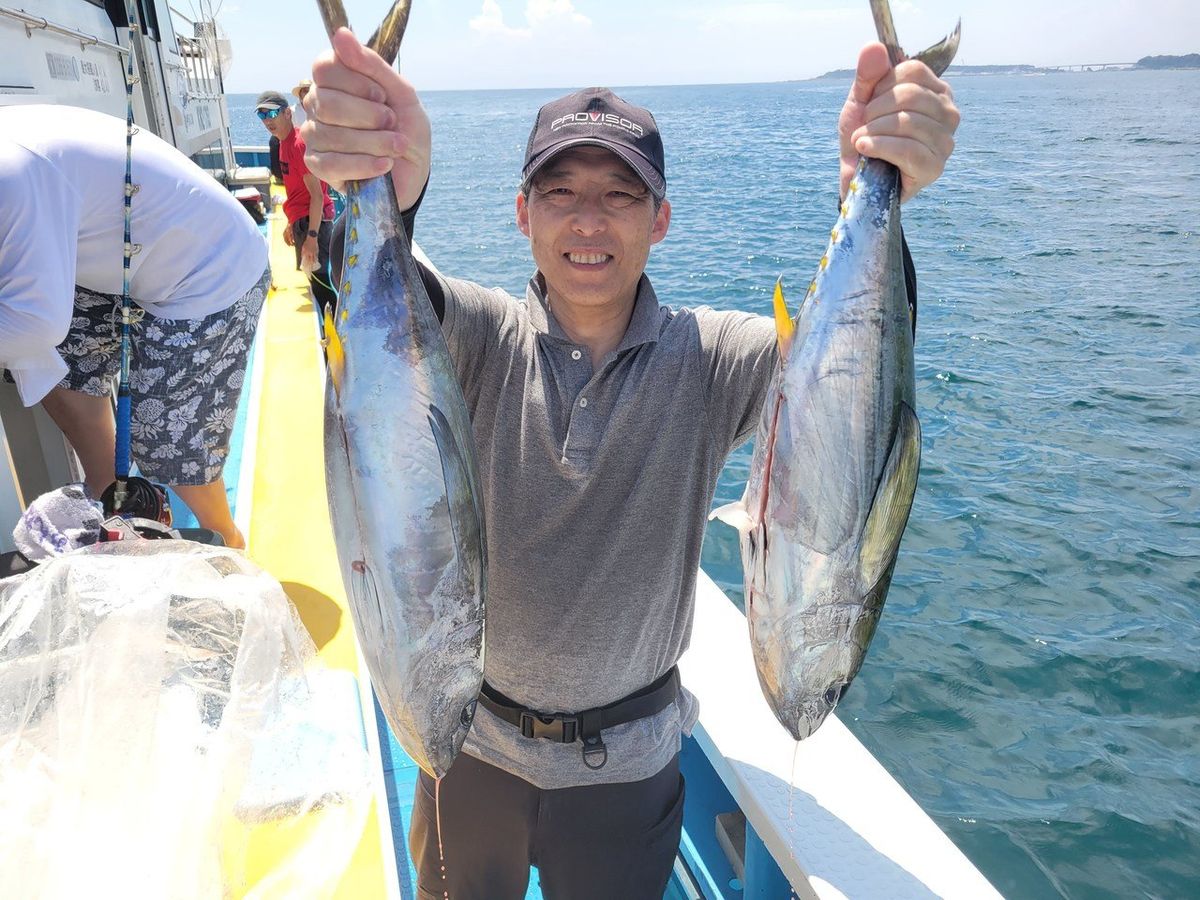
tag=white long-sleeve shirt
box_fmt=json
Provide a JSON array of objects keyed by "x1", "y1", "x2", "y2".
[{"x1": 0, "y1": 105, "x2": 268, "y2": 405}]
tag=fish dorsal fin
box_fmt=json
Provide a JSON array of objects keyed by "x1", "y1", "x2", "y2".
[
  {"x1": 428, "y1": 404, "x2": 488, "y2": 580},
  {"x1": 858, "y1": 402, "x2": 921, "y2": 591},
  {"x1": 772, "y1": 278, "x2": 796, "y2": 357}
]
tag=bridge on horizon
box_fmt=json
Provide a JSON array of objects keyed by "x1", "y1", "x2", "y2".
[{"x1": 1043, "y1": 62, "x2": 1136, "y2": 72}]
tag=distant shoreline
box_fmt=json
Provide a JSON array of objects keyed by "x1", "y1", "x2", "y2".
[{"x1": 813, "y1": 54, "x2": 1200, "y2": 80}]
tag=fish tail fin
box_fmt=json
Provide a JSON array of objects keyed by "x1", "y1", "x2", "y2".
[
  {"x1": 317, "y1": 0, "x2": 412, "y2": 66},
  {"x1": 870, "y1": 0, "x2": 961, "y2": 75},
  {"x1": 366, "y1": 0, "x2": 412, "y2": 65},
  {"x1": 710, "y1": 500, "x2": 754, "y2": 533},
  {"x1": 869, "y1": 0, "x2": 905, "y2": 65},
  {"x1": 324, "y1": 306, "x2": 346, "y2": 395},
  {"x1": 911, "y1": 22, "x2": 962, "y2": 78},
  {"x1": 316, "y1": 0, "x2": 350, "y2": 40},
  {"x1": 772, "y1": 277, "x2": 796, "y2": 357}
]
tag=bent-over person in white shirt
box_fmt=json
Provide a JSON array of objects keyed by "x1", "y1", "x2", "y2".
[{"x1": 0, "y1": 105, "x2": 269, "y2": 548}]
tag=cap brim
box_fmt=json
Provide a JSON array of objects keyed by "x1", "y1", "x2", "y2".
[
  {"x1": 523, "y1": 138, "x2": 665, "y2": 200},
  {"x1": 255, "y1": 102, "x2": 286, "y2": 112}
]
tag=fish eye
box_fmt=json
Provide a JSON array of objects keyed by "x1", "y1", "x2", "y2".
[{"x1": 824, "y1": 685, "x2": 844, "y2": 706}]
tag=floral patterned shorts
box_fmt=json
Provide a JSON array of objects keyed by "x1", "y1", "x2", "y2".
[{"x1": 56, "y1": 268, "x2": 269, "y2": 485}]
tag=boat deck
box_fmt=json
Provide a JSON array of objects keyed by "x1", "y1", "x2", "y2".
[{"x1": 236, "y1": 205, "x2": 395, "y2": 897}]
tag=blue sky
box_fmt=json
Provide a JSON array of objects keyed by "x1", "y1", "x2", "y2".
[{"x1": 210, "y1": 0, "x2": 1200, "y2": 93}]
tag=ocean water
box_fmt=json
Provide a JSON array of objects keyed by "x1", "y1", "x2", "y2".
[{"x1": 229, "y1": 71, "x2": 1200, "y2": 898}]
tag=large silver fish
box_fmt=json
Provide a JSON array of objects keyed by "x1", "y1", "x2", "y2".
[
  {"x1": 713, "y1": 0, "x2": 959, "y2": 741},
  {"x1": 317, "y1": 0, "x2": 486, "y2": 778}
]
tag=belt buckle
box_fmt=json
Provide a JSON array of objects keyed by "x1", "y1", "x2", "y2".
[
  {"x1": 519, "y1": 711, "x2": 578, "y2": 743},
  {"x1": 560, "y1": 716, "x2": 578, "y2": 743}
]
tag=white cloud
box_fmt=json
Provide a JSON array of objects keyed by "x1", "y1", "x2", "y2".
[
  {"x1": 526, "y1": 0, "x2": 592, "y2": 29},
  {"x1": 694, "y1": 3, "x2": 859, "y2": 31},
  {"x1": 468, "y1": 0, "x2": 591, "y2": 42},
  {"x1": 469, "y1": 0, "x2": 532, "y2": 39}
]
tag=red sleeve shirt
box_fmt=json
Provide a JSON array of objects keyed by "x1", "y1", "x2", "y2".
[{"x1": 278, "y1": 129, "x2": 335, "y2": 225}]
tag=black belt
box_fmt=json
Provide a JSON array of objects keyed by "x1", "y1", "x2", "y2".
[{"x1": 478, "y1": 666, "x2": 680, "y2": 770}]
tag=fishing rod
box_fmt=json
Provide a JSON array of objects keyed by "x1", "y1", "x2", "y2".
[{"x1": 98, "y1": 2, "x2": 170, "y2": 526}]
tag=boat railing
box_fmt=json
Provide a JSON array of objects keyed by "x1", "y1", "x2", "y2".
[
  {"x1": 163, "y1": 3, "x2": 238, "y2": 181},
  {"x1": 682, "y1": 572, "x2": 1004, "y2": 898},
  {"x1": 0, "y1": 5, "x2": 127, "y2": 55}
]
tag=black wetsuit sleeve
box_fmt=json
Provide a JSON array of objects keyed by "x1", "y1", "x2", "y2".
[
  {"x1": 901, "y1": 231, "x2": 918, "y2": 339},
  {"x1": 330, "y1": 178, "x2": 447, "y2": 322}
]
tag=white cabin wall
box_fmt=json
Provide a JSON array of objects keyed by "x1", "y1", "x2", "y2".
[
  {"x1": 0, "y1": 2, "x2": 130, "y2": 116},
  {"x1": 0, "y1": 2, "x2": 233, "y2": 162}
]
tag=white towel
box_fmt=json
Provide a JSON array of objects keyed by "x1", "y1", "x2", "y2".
[{"x1": 12, "y1": 484, "x2": 104, "y2": 561}]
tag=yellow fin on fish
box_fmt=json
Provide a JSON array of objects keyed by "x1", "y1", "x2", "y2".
[
  {"x1": 772, "y1": 278, "x2": 795, "y2": 357},
  {"x1": 324, "y1": 305, "x2": 345, "y2": 394}
]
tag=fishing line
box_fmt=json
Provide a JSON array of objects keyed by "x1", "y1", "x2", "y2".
[
  {"x1": 309, "y1": 269, "x2": 339, "y2": 295},
  {"x1": 435, "y1": 775, "x2": 450, "y2": 900},
  {"x1": 787, "y1": 741, "x2": 800, "y2": 900}
]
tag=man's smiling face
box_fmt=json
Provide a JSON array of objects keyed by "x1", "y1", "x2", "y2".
[{"x1": 516, "y1": 146, "x2": 670, "y2": 316}]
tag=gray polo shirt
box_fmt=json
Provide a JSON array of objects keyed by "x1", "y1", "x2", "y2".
[{"x1": 435, "y1": 270, "x2": 776, "y2": 789}]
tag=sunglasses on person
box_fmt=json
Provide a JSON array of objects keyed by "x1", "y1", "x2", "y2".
[{"x1": 256, "y1": 107, "x2": 284, "y2": 121}]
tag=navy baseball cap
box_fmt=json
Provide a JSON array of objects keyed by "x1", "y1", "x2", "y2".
[{"x1": 522, "y1": 88, "x2": 666, "y2": 200}]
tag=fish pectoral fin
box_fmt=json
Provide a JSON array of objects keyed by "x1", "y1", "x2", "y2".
[
  {"x1": 710, "y1": 500, "x2": 755, "y2": 533},
  {"x1": 428, "y1": 403, "x2": 488, "y2": 578},
  {"x1": 910, "y1": 20, "x2": 962, "y2": 78},
  {"x1": 772, "y1": 278, "x2": 796, "y2": 357},
  {"x1": 349, "y1": 560, "x2": 386, "y2": 628},
  {"x1": 858, "y1": 402, "x2": 922, "y2": 591},
  {"x1": 324, "y1": 306, "x2": 346, "y2": 395}
]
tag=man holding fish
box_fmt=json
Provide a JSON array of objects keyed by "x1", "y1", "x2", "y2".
[{"x1": 303, "y1": 6, "x2": 958, "y2": 896}]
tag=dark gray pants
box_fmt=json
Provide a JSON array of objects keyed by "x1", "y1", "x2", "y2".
[
  {"x1": 291, "y1": 217, "x2": 337, "y2": 315},
  {"x1": 409, "y1": 752, "x2": 685, "y2": 899}
]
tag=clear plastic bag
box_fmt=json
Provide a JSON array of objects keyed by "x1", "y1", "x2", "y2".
[{"x1": 0, "y1": 541, "x2": 372, "y2": 899}]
